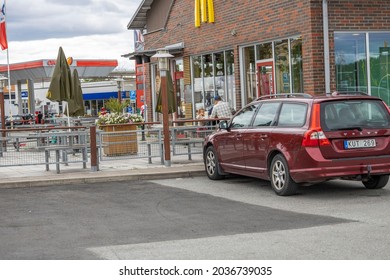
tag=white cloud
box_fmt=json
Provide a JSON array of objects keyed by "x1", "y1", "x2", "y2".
[{"x1": 2, "y1": 0, "x2": 142, "y2": 70}]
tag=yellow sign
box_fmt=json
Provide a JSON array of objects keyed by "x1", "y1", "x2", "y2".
[{"x1": 194, "y1": 0, "x2": 214, "y2": 27}]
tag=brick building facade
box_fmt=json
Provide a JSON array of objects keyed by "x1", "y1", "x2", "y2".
[{"x1": 126, "y1": 0, "x2": 390, "y2": 122}]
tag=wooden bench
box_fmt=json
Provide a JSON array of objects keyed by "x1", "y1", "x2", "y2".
[{"x1": 44, "y1": 144, "x2": 88, "y2": 174}]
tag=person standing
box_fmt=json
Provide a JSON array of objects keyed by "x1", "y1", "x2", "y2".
[
  {"x1": 37, "y1": 111, "x2": 43, "y2": 124},
  {"x1": 210, "y1": 96, "x2": 233, "y2": 119}
]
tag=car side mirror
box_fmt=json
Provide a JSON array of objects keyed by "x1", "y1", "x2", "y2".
[{"x1": 219, "y1": 120, "x2": 230, "y2": 130}]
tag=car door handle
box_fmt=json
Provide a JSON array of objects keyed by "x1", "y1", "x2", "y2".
[{"x1": 259, "y1": 134, "x2": 268, "y2": 139}]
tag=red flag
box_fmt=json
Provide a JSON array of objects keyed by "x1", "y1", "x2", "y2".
[{"x1": 0, "y1": 0, "x2": 8, "y2": 50}]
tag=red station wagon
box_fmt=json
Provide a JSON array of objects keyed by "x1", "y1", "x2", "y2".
[{"x1": 203, "y1": 93, "x2": 390, "y2": 196}]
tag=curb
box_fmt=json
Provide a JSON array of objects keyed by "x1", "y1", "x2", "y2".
[{"x1": 0, "y1": 165, "x2": 206, "y2": 189}]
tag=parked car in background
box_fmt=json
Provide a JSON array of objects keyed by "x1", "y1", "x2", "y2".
[
  {"x1": 203, "y1": 93, "x2": 390, "y2": 196},
  {"x1": 5, "y1": 115, "x2": 25, "y2": 127}
]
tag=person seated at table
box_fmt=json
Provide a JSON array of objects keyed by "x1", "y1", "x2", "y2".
[{"x1": 196, "y1": 108, "x2": 206, "y2": 126}]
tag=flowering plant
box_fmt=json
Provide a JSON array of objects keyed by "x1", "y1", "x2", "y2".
[{"x1": 96, "y1": 112, "x2": 144, "y2": 126}]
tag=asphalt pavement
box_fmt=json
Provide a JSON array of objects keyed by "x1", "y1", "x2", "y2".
[{"x1": 0, "y1": 178, "x2": 349, "y2": 259}]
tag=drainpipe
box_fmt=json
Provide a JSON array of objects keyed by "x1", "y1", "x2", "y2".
[{"x1": 323, "y1": 0, "x2": 331, "y2": 93}]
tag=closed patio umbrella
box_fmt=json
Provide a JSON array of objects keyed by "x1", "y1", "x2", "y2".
[
  {"x1": 155, "y1": 70, "x2": 177, "y2": 114},
  {"x1": 68, "y1": 69, "x2": 84, "y2": 117},
  {"x1": 46, "y1": 46, "x2": 72, "y2": 103}
]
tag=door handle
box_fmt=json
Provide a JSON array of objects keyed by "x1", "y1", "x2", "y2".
[{"x1": 259, "y1": 134, "x2": 268, "y2": 138}]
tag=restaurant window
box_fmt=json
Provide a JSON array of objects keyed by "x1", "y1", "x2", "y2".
[
  {"x1": 256, "y1": 42, "x2": 272, "y2": 60},
  {"x1": 369, "y1": 33, "x2": 390, "y2": 105},
  {"x1": 173, "y1": 58, "x2": 187, "y2": 118},
  {"x1": 275, "y1": 39, "x2": 290, "y2": 93},
  {"x1": 192, "y1": 55, "x2": 204, "y2": 112},
  {"x1": 335, "y1": 32, "x2": 390, "y2": 105},
  {"x1": 202, "y1": 54, "x2": 214, "y2": 112},
  {"x1": 241, "y1": 37, "x2": 303, "y2": 106},
  {"x1": 84, "y1": 101, "x2": 90, "y2": 115},
  {"x1": 97, "y1": 100, "x2": 104, "y2": 114},
  {"x1": 136, "y1": 75, "x2": 144, "y2": 83},
  {"x1": 226, "y1": 50, "x2": 235, "y2": 109},
  {"x1": 242, "y1": 46, "x2": 256, "y2": 104},
  {"x1": 335, "y1": 33, "x2": 367, "y2": 92},
  {"x1": 214, "y1": 52, "x2": 225, "y2": 102},
  {"x1": 290, "y1": 36, "x2": 303, "y2": 93},
  {"x1": 191, "y1": 50, "x2": 235, "y2": 116}
]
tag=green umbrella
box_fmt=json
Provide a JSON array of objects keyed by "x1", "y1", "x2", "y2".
[
  {"x1": 46, "y1": 46, "x2": 72, "y2": 102},
  {"x1": 68, "y1": 69, "x2": 85, "y2": 117},
  {"x1": 155, "y1": 70, "x2": 177, "y2": 114}
]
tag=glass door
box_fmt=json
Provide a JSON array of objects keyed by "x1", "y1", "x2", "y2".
[{"x1": 257, "y1": 61, "x2": 274, "y2": 97}]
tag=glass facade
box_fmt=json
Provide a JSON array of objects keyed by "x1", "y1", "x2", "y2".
[
  {"x1": 242, "y1": 46, "x2": 256, "y2": 104},
  {"x1": 335, "y1": 32, "x2": 390, "y2": 105},
  {"x1": 191, "y1": 50, "x2": 235, "y2": 115},
  {"x1": 241, "y1": 36, "x2": 303, "y2": 105},
  {"x1": 275, "y1": 39, "x2": 290, "y2": 93},
  {"x1": 290, "y1": 37, "x2": 303, "y2": 93},
  {"x1": 370, "y1": 33, "x2": 390, "y2": 105},
  {"x1": 173, "y1": 58, "x2": 187, "y2": 118}
]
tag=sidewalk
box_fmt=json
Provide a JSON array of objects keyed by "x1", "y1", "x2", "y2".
[{"x1": 0, "y1": 154, "x2": 205, "y2": 189}]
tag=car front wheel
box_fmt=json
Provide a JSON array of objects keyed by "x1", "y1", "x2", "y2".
[
  {"x1": 205, "y1": 146, "x2": 224, "y2": 180},
  {"x1": 270, "y1": 154, "x2": 298, "y2": 196},
  {"x1": 363, "y1": 175, "x2": 389, "y2": 189}
]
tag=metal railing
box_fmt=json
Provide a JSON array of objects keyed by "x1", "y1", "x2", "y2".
[
  {"x1": 0, "y1": 126, "x2": 88, "y2": 168},
  {"x1": 0, "y1": 119, "x2": 223, "y2": 170}
]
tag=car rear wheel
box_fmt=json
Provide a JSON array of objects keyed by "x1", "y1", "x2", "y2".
[
  {"x1": 270, "y1": 154, "x2": 298, "y2": 196},
  {"x1": 363, "y1": 175, "x2": 389, "y2": 189},
  {"x1": 205, "y1": 146, "x2": 224, "y2": 180}
]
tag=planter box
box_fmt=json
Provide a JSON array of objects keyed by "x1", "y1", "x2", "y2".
[{"x1": 100, "y1": 124, "x2": 138, "y2": 156}]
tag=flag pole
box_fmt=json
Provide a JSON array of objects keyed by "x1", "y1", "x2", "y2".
[
  {"x1": 6, "y1": 46, "x2": 11, "y2": 124},
  {"x1": 4, "y1": 0, "x2": 12, "y2": 126}
]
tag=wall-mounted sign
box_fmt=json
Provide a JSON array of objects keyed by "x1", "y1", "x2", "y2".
[
  {"x1": 21, "y1": 91, "x2": 28, "y2": 99},
  {"x1": 195, "y1": 0, "x2": 215, "y2": 28},
  {"x1": 46, "y1": 57, "x2": 74, "y2": 66},
  {"x1": 130, "y1": 90, "x2": 136, "y2": 103}
]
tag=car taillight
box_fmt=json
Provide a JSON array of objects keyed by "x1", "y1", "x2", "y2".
[
  {"x1": 302, "y1": 103, "x2": 330, "y2": 147},
  {"x1": 302, "y1": 130, "x2": 330, "y2": 147}
]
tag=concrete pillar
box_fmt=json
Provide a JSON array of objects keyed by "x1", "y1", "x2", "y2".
[
  {"x1": 27, "y1": 79, "x2": 35, "y2": 115},
  {"x1": 17, "y1": 80, "x2": 22, "y2": 115}
]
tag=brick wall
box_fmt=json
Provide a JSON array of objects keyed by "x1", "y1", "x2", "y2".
[{"x1": 141, "y1": 0, "x2": 389, "y2": 105}]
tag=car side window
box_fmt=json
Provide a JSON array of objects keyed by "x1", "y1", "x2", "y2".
[
  {"x1": 252, "y1": 102, "x2": 280, "y2": 127},
  {"x1": 230, "y1": 104, "x2": 258, "y2": 128},
  {"x1": 277, "y1": 103, "x2": 307, "y2": 127}
]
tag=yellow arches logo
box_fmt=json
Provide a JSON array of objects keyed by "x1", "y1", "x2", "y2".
[{"x1": 195, "y1": 0, "x2": 214, "y2": 27}]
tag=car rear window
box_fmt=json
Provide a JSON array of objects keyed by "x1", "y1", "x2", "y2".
[{"x1": 321, "y1": 100, "x2": 390, "y2": 131}]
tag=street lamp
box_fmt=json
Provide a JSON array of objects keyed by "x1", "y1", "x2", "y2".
[
  {"x1": 152, "y1": 49, "x2": 174, "y2": 167},
  {"x1": 116, "y1": 78, "x2": 124, "y2": 103}
]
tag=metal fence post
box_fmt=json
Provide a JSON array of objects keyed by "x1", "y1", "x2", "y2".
[{"x1": 90, "y1": 126, "x2": 99, "y2": 172}]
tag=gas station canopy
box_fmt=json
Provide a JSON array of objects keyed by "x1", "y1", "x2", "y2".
[{"x1": 0, "y1": 59, "x2": 118, "y2": 83}]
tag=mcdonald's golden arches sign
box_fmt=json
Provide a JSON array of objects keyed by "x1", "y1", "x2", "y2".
[{"x1": 194, "y1": 0, "x2": 214, "y2": 27}]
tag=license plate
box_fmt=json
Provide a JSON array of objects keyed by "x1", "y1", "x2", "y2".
[{"x1": 344, "y1": 139, "x2": 376, "y2": 149}]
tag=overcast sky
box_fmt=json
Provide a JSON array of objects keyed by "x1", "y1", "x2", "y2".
[{"x1": 2, "y1": 0, "x2": 142, "y2": 70}]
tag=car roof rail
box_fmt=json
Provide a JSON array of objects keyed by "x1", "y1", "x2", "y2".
[
  {"x1": 255, "y1": 93, "x2": 312, "y2": 101},
  {"x1": 329, "y1": 91, "x2": 369, "y2": 96}
]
